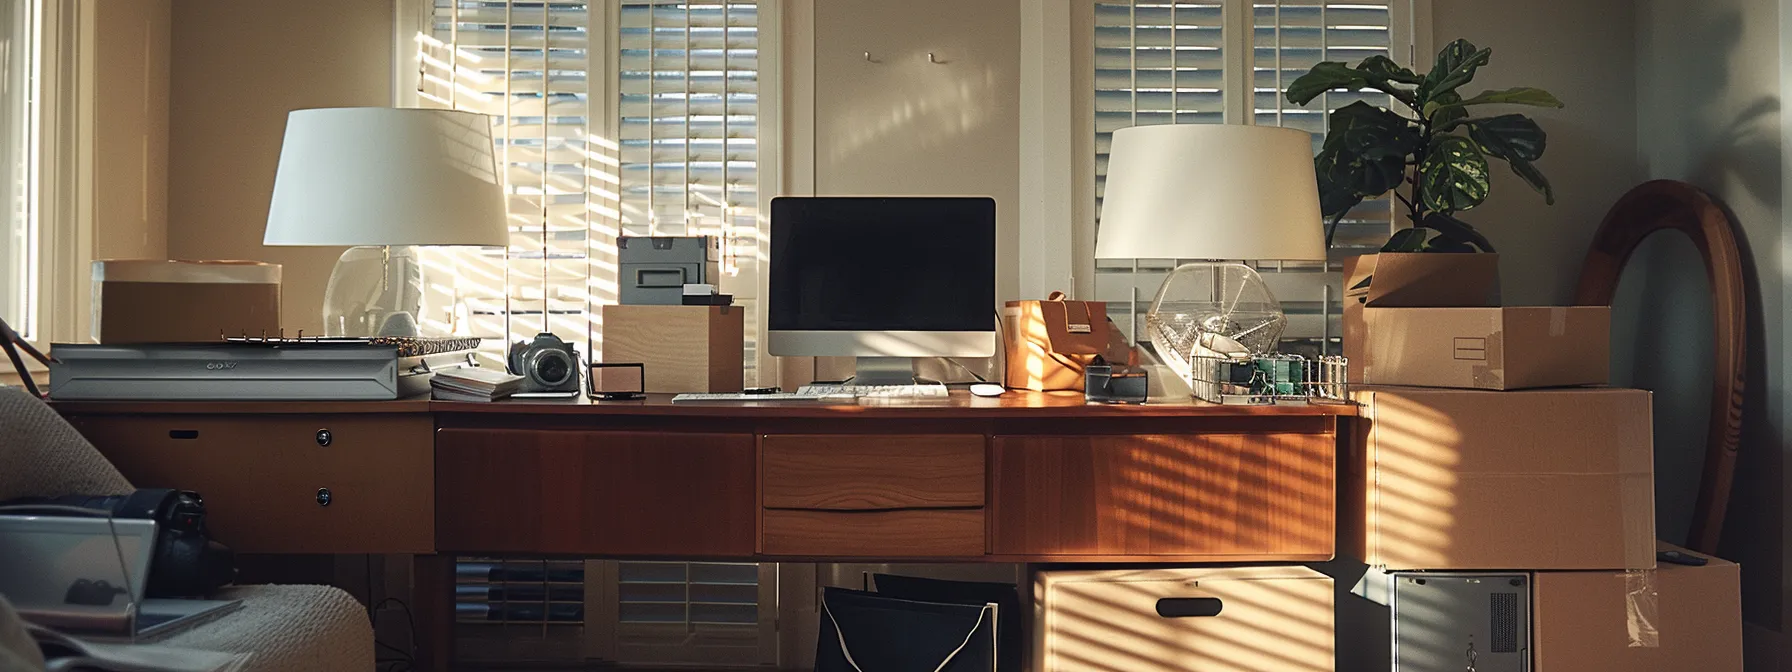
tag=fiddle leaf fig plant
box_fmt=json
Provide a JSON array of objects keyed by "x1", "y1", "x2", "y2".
[{"x1": 1286, "y1": 39, "x2": 1563, "y2": 253}]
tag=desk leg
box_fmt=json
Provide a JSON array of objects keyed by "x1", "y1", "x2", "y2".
[{"x1": 412, "y1": 554, "x2": 454, "y2": 672}]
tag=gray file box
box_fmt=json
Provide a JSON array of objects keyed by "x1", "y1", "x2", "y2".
[{"x1": 618, "y1": 236, "x2": 720, "y2": 305}]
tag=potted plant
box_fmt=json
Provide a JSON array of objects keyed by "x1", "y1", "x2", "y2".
[{"x1": 1285, "y1": 38, "x2": 1563, "y2": 253}]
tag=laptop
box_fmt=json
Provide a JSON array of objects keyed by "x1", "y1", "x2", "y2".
[{"x1": 0, "y1": 514, "x2": 241, "y2": 640}]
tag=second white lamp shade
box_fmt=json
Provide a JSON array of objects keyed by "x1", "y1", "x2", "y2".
[
  {"x1": 1095, "y1": 124, "x2": 1325, "y2": 261},
  {"x1": 264, "y1": 108, "x2": 508, "y2": 247}
]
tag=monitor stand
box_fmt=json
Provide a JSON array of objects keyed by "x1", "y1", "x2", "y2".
[{"x1": 853, "y1": 357, "x2": 918, "y2": 386}]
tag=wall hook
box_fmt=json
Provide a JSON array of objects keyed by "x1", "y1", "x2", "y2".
[
  {"x1": 927, "y1": 52, "x2": 945, "y2": 64},
  {"x1": 864, "y1": 51, "x2": 879, "y2": 63}
]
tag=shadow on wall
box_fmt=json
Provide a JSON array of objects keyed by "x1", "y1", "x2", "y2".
[{"x1": 1633, "y1": 6, "x2": 1782, "y2": 632}]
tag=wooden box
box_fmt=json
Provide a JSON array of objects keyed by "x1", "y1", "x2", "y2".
[
  {"x1": 601, "y1": 304, "x2": 744, "y2": 393},
  {"x1": 1036, "y1": 566, "x2": 1334, "y2": 672}
]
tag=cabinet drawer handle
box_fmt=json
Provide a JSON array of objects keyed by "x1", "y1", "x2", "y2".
[
  {"x1": 168, "y1": 430, "x2": 199, "y2": 440},
  {"x1": 316, "y1": 488, "x2": 332, "y2": 507},
  {"x1": 1155, "y1": 597, "x2": 1223, "y2": 618}
]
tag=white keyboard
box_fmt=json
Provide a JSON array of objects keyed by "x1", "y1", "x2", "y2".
[
  {"x1": 671, "y1": 392, "x2": 855, "y2": 403},
  {"x1": 797, "y1": 384, "x2": 950, "y2": 399}
]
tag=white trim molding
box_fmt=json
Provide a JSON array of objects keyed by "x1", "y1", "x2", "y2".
[{"x1": 1019, "y1": 0, "x2": 1075, "y2": 300}]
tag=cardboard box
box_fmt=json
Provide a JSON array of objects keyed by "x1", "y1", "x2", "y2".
[
  {"x1": 1343, "y1": 253, "x2": 1499, "y2": 384},
  {"x1": 1347, "y1": 386, "x2": 1655, "y2": 571},
  {"x1": 93, "y1": 260, "x2": 281, "y2": 343},
  {"x1": 1359, "y1": 306, "x2": 1612, "y2": 390},
  {"x1": 1534, "y1": 543, "x2": 1742, "y2": 671},
  {"x1": 1036, "y1": 566, "x2": 1334, "y2": 671},
  {"x1": 601, "y1": 304, "x2": 743, "y2": 393}
]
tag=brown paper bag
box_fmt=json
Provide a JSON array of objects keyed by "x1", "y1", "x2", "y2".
[{"x1": 1003, "y1": 292, "x2": 1133, "y2": 391}]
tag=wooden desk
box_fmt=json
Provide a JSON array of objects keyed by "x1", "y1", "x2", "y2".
[{"x1": 57, "y1": 392, "x2": 1354, "y2": 670}]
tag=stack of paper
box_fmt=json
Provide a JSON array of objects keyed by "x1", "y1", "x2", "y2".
[{"x1": 431, "y1": 367, "x2": 525, "y2": 402}]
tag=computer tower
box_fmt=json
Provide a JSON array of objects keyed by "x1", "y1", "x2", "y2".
[{"x1": 1389, "y1": 572, "x2": 1531, "y2": 672}]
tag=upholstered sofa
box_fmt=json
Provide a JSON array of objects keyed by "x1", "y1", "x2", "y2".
[{"x1": 0, "y1": 386, "x2": 374, "y2": 671}]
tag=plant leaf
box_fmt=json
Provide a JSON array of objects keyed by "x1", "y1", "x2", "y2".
[
  {"x1": 1455, "y1": 87, "x2": 1564, "y2": 109},
  {"x1": 1381, "y1": 227, "x2": 1429, "y2": 252},
  {"x1": 1507, "y1": 156, "x2": 1556, "y2": 205},
  {"x1": 1421, "y1": 39, "x2": 1492, "y2": 100},
  {"x1": 1420, "y1": 212, "x2": 1497, "y2": 253},
  {"x1": 1357, "y1": 55, "x2": 1425, "y2": 84},
  {"x1": 1286, "y1": 62, "x2": 1365, "y2": 105},
  {"x1": 1419, "y1": 135, "x2": 1491, "y2": 213},
  {"x1": 1317, "y1": 102, "x2": 1417, "y2": 199},
  {"x1": 1466, "y1": 114, "x2": 1547, "y2": 161},
  {"x1": 1427, "y1": 91, "x2": 1468, "y2": 127}
]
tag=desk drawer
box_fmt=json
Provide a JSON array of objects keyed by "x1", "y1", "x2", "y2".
[
  {"x1": 65, "y1": 414, "x2": 434, "y2": 554},
  {"x1": 990, "y1": 433, "x2": 1333, "y2": 559},
  {"x1": 761, "y1": 509, "x2": 984, "y2": 557},
  {"x1": 761, "y1": 434, "x2": 984, "y2": 510}
]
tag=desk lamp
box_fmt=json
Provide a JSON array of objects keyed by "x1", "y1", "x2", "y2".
[
  {"x1": 264, "y1": 108, "x2": 507, "y2": 337},
  {"x1": 1095, "y1": 124, "x2": 1325, "y2": 376}
]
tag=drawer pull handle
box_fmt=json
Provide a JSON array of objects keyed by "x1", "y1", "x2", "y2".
[
  {"x1": 168, "y1": 430, "x2": 199, "y2": 440},
  {"x1": 315, "y1": 429, "x2": 333, "y2": 447},
  {"x1": 316, "y1": 488, "x2": 332, "y2": 507},
  {"x1": 1155, "y1": 597, "x2": 1223, "y2": 618}
]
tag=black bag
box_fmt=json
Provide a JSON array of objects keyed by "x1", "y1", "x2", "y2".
[
  {"x1": 0, "y1": 489, "x2": 236, "y2": 597},
  {"x1": 871, "y1": 575, "x2": 1021, "y2": 672},
  {"x1": 817, "y1": 587, "x2": 997, "y2": 672}
]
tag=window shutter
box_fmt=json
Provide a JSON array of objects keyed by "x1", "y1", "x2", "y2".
[
  {"x1": 617, "y1": 0, "x2": 761, "y2": 377},
  {"x1": 601, "y1": 561, "x2": 775, "y2": 665},
  {"x1": 418, "y1": 0, "x2": 601, "y2": 358},
  {"x1": 0, "y1": 0, "x2": 36, "y2": 338}
]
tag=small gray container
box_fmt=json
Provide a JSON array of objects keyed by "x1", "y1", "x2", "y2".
[
  {"x1": 618, "y1": 236, "x2": 720, "y2": 305},
  {"x1": 1389, "y1": 572, "x2": 1531, "y2": 672}
]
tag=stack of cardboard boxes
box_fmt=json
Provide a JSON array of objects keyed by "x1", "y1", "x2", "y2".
[{"x1": 1343, "y1": 254, "x2": 1743, "y2": 670}]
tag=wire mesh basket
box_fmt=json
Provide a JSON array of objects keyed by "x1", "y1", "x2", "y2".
[{"x1": 1186, "y1": 353, "x2": 1350, "y2": 406}]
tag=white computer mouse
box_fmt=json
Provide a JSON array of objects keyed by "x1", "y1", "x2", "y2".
[{"x1": 969, "y1": 383, "x2": 1007, "y2": 397}]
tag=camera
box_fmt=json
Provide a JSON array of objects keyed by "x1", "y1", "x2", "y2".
[{"x1": 508, "y1": 332, "x2": 581, "y2": 395}]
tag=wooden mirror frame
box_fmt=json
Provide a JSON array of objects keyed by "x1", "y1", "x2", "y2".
[{"x1": 1573, "y1": 179, "x2": 1746, "y2": 555}]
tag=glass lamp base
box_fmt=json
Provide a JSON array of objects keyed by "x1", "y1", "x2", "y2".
[
  {"x1": 1144, "y1": 261, "x2": 1288, "y2": 384},
  {"x1": 322, "y1": 245, "x2": 428, "y2": 338}
]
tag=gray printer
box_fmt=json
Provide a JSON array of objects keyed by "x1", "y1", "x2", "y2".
[{"x1": 618, "y1": 236, "x2": 721, "y2": 305}]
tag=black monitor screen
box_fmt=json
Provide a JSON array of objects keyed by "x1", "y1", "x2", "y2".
[{"x1": 769, "y1": 197, "x2": 996, "y2": 332}]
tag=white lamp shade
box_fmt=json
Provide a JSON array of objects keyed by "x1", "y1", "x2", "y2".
[
  {"x1": 264, "y1": 108, "x2": 508, "y2": 247},
  {"x1": 1095, "y1": 124, "x2": 1326, "y2": 261}
]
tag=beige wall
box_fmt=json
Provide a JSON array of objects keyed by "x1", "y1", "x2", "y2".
[
  {"x1": 94, "y1": 0, "x2": 170, "y2": 262},
  {"x1": 1429, "y1": 0, "x2": 1645, "y2": 306},
  {"x1": 167, "y1": 0, "x2": 394, "y2": 334},
  {"x1": 1635, "y1": 0, "x2": 1786, "y2": 665},
  {"x1": 811, "y1": 0, "x2": 1021, "y2": 304}
]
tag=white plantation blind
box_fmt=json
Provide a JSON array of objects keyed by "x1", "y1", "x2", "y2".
[
  {"x1": 416, "y1": 0, "x2": 604, "y2": 361},
  {"x1": 0, "y1": 0, "x2": 35, "y2": 339},
  {"x1": 1090, "y1": 0, "x2": 1406, "y2": 350},
  {"x1": 602, "y1": 561, "x2": 775, "y2": 665},
  {"x1": 410, "y1": 0, "x2": 763, "y2": 381},
  {"x1": 617, "y1": 0, "x2": 762, "y2": 375}
]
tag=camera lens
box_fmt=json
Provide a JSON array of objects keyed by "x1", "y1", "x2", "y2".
[{"x1": 535, "y1": 351, "x2": 571, "y2": 386}]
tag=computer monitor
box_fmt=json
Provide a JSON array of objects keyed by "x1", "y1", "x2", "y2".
[{"x1": 768, "y1": 196, "x2": 997, "y2": 385}]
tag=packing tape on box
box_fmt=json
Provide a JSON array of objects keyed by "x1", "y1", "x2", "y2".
[
  {"x1": 1624, "y1": 569, "x2": 1660, "y2": 648},
  {"x1": 1549, "y1": 306, "x2": 1568, "y2": 337}
]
